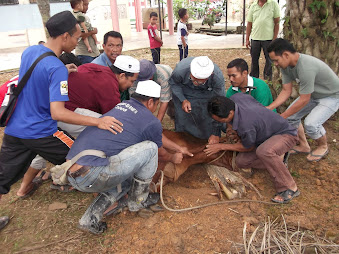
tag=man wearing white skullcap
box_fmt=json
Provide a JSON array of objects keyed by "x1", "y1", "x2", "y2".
[
  {"x1": 65, "y1": 80, "x2": 191, "y2": 234},
  {"x1": 169, "y1": 56, "x2": 226, "y2": 143}
]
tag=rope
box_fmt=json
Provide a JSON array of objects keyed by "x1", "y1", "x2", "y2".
[{"x1": 159, "y1": 171, "x2": 278, "y2": 212}]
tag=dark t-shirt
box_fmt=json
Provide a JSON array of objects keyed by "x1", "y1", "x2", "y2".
[
  {"x1": 65, "y1": 63, "x2": 121, "y2": 114},
  {"x1": 230, "y1": 93, "x2": 297, "y2": 149},
  {"x1": 66, "y1": 98, "x2": 163, "y2": 166}
]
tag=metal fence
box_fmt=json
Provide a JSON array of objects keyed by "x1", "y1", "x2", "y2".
[{"x1": 0, "y1": 0, "x2": 19, "y2": 5}]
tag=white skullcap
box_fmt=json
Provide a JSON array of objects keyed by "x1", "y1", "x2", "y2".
[
  {"x1": 113, "y1": 55, "x2": 140, "y2": 73},
  {"x1": 190, "y1": 56, "x2": 214, "y2": 79},
  {"x1": 135, "y1": 80, "x2": 160, "y2": 98}
]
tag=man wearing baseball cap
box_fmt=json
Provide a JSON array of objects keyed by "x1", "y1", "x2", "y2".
[
  {"x1": 0, "y1": 11, "x2": 123, "y2": 200},
  {"x1": 169, "y1": 56, "x2": 226, "y2": 142},
  {"x1": 129, "y1": 59, "x2": 173, "y2": 121},
  {"x1": 66, "y1": 80, "x2": 185, "y2": 234}
]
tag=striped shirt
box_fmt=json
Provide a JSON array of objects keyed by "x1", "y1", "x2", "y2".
[{"x1": 129, "y1": 64, "x2": 172, "y2": 102}]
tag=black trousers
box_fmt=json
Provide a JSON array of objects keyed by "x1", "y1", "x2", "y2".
[
  {"x1": 151, "y1": 48, "x2": 161, "y2": 64},
  {"x1": 0, "y1": 129, "x2": 74, "y2": 194},
  {"x1": 250, "y1": 40, "x2": 272, "y2": 79}
]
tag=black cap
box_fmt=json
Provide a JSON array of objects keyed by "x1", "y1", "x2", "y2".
[{"x1": 46, "y1": 11, "x2": 78, "y2": 37}]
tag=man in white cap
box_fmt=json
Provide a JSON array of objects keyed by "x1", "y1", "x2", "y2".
[
  {"x1": 18, "y1": 55, "x2": 140, "y2": 193},
  {"x1": 65, "y1": 80, "x2": 187, "y2": 234},
  {"x1": 169, "y1": 56, "x2": 226, "y2": 142}
]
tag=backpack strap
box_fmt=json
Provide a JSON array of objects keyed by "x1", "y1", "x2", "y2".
[{"x1": 14, "y1": 51, "x2": 57, "y2": 96}]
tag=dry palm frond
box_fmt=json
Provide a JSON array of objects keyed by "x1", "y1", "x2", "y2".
[{"x1": 227, "y1": 215, "x2": 339, "y2": 254}]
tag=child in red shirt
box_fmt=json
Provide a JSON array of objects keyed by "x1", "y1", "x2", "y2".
[{"x1": 147, "y1": 12, "x2": 163, "y2": 64}]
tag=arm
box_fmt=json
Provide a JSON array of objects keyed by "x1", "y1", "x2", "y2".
[
  {"x1": 154, "y1": 35, "x2": 163, "y2": 45},
  {"x1": 157, "y1": 102, "x2": 168, "y2": 121},
  {"x1": 80, "y1": 22, "x2": 88, "y2": 33},
  {"x1": 50, "y1": 101, "x2": 123, "y2": 134},
  {"x1": 246, "y1": 22, "x2": 252, "y2": 48},
  {"x1": 280, "y1": 93, "x2": 311, "y2": 119},
  {"x1": 162, "y1": 134, "x2": 193, "y2": 157},
  {"x1": 204, "y1": 142, "x2": 254, "y2": 156},
  {"x1": 181, "y1": 36, "x2": 187, "y2": 48},
  {"x1": 80, "y1": 27, "x2": 98, "y2": 39},
  {"x1": 273, "y1": 17, "x2": 280, "y2": 40},
  {"x1": 266, "y1": 82, "x2": 293, "y2": 110}
]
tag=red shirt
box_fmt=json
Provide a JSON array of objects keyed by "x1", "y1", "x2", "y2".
[
  {"x1": 147, "y1": 24, "x2": 162, "y2": 49},
  {"x1": 65, "y1": 63, "x2": 121, "y2": 114}
]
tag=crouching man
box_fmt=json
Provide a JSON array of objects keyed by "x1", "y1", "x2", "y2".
[
  {"x1": 204, "y1": 94, "x2": 300, "y2": 204},
  {"x1": 65, "y1": 80, "x2": 178, "y2": 234}
]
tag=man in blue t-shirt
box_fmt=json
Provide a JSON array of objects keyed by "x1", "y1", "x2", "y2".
[
  {"x1": 66, "y1": 80, "x2": 189, "y2": 234},
  {"x1": 0, "y1": 11, "x2": 127, "y2": 200},
  {"x1": 204, "y1": 94, "x2": 300, "y2": 204}
]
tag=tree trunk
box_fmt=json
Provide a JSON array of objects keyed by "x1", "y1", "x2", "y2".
[
  {"x1": 283, "y1": 0, "x2": 339, "y2": 74},
  {"x1": 37, "y1": 0, "x2": 51, "y2": 38}
]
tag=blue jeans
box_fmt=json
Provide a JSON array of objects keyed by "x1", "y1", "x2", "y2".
[
  {"x1": 287, "y1": 96, "x2": 339, "y2": 139},
  {"x1": 77, "y1": 55, "x2": 96, "y2": 64},
  {"x1": 68, "y1": 141, "x2": 158, "y2": 197}
]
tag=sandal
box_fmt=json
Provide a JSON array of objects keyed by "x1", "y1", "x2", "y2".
[
  {"x1": 19, "y1": 182, "x2": 40, "y2": 199},
  {"x1": 271, "y1": 189, "x2": 300, "y2": 204},
  {"x1": 50, "y1": 184, "x2": 76, "y2": 193}
]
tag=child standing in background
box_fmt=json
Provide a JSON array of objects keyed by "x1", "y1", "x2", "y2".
[
  {"x1": 147, "y1": 12, "x2": 163, "y2": 64},
  {"x1": 70, "y1": 0, "x2": 99, "y2": 53},
  {"x1": 177, "y1": 8, "x2": 189, "y2": 61}
]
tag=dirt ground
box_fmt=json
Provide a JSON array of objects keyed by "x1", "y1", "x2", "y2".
[{"x1": 0, "y1": 48, "x2": 338, "y2": 253}]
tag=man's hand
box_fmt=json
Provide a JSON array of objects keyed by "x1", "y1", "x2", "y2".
[
  {"x1": 204, "y1": 143, "x2": 222, "y2": 156},
  {"x1": 171, "y1": 152, "x2": 184, "y2": 164},
  {"x1": 208, "y1": 135, "x2": 220, "y2": 144},
  {"x1": 66, "y1": 64, "x2": 78, "y2": 74},
  {"x1": 182, "y1": 100, "x2": 191, "y2": 113},
  {"x1": 97, "y1": 116, "x2": 123, "y2": 134},
  {"x1": 178, "y1": 147, "x2": 194, "y2": 157},
  {"x1": 246, "y1": 39, "x2": 251, "y2": 49}
]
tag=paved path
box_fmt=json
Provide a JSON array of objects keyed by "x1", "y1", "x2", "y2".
[{"x1": 0, "y1": 29, "x2": 245, "y2": 72}]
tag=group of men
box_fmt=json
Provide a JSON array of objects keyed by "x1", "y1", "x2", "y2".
[{"x1": 0, "y1": 5, "x2": 338, "y2": 235}]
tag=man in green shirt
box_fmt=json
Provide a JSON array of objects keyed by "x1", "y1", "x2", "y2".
[
  {"x1": 246, "y1": 0, "x2": 280, "y2": 79},
  {"x1": 226, "y1": 58, "x2": 275, "y2": 111},
  {"x1": 267, "y1": 38, "x2": 339, "y2": 162}
]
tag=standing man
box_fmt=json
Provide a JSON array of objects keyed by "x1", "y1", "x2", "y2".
[
  {"x1": 0, "y1": 11, "x2": 122, "y2": 199},
  {"x1": 91, "y1": 31, "x2": 129, "y2": 101},
  {"x1": 169, "y1": 56, "x2": 225, "y2": 142},
  {"x1": 205, "y1": 94, "x2": 299, "y2": 204},
  {"x1": 267, "y1": 38, "x2": 339, "y2": 162},
  {"x1": 246, "y1": 0, "x2": 280, "y2": 80},
  {"x1": 74, "y1": 0, "x2": 100, "y2": 64}
]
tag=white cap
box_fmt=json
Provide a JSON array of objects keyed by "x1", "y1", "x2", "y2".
[
  {"x1": 113, "y1": 55, "x2": 140, "y2": 73},
  {"x1": 135, "y1": 80, "x2": 160, "y2": 98},
  {"x1": 190, "y1": 56, "x2": 214, "y2": 79}
]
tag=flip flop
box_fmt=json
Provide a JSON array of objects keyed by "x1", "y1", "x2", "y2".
[
  {"x1": 32, "y1": 170, "x2": 51, "y2": 184},
  {"x1": 271, "y1": 189, "x2": 300, "y2": 204},
  {"x1": 307, "y1": 149, "x2": 329, "y2": 162},
  {"x1": 19, "y1": 183, "x2": 40, "y2": 199},
  {"x1": 50, "y1": 184, "x2": 76, "y2": 193},
  {"x1": 289, "y1": 148, "x2": 310, "y2": 155}
]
